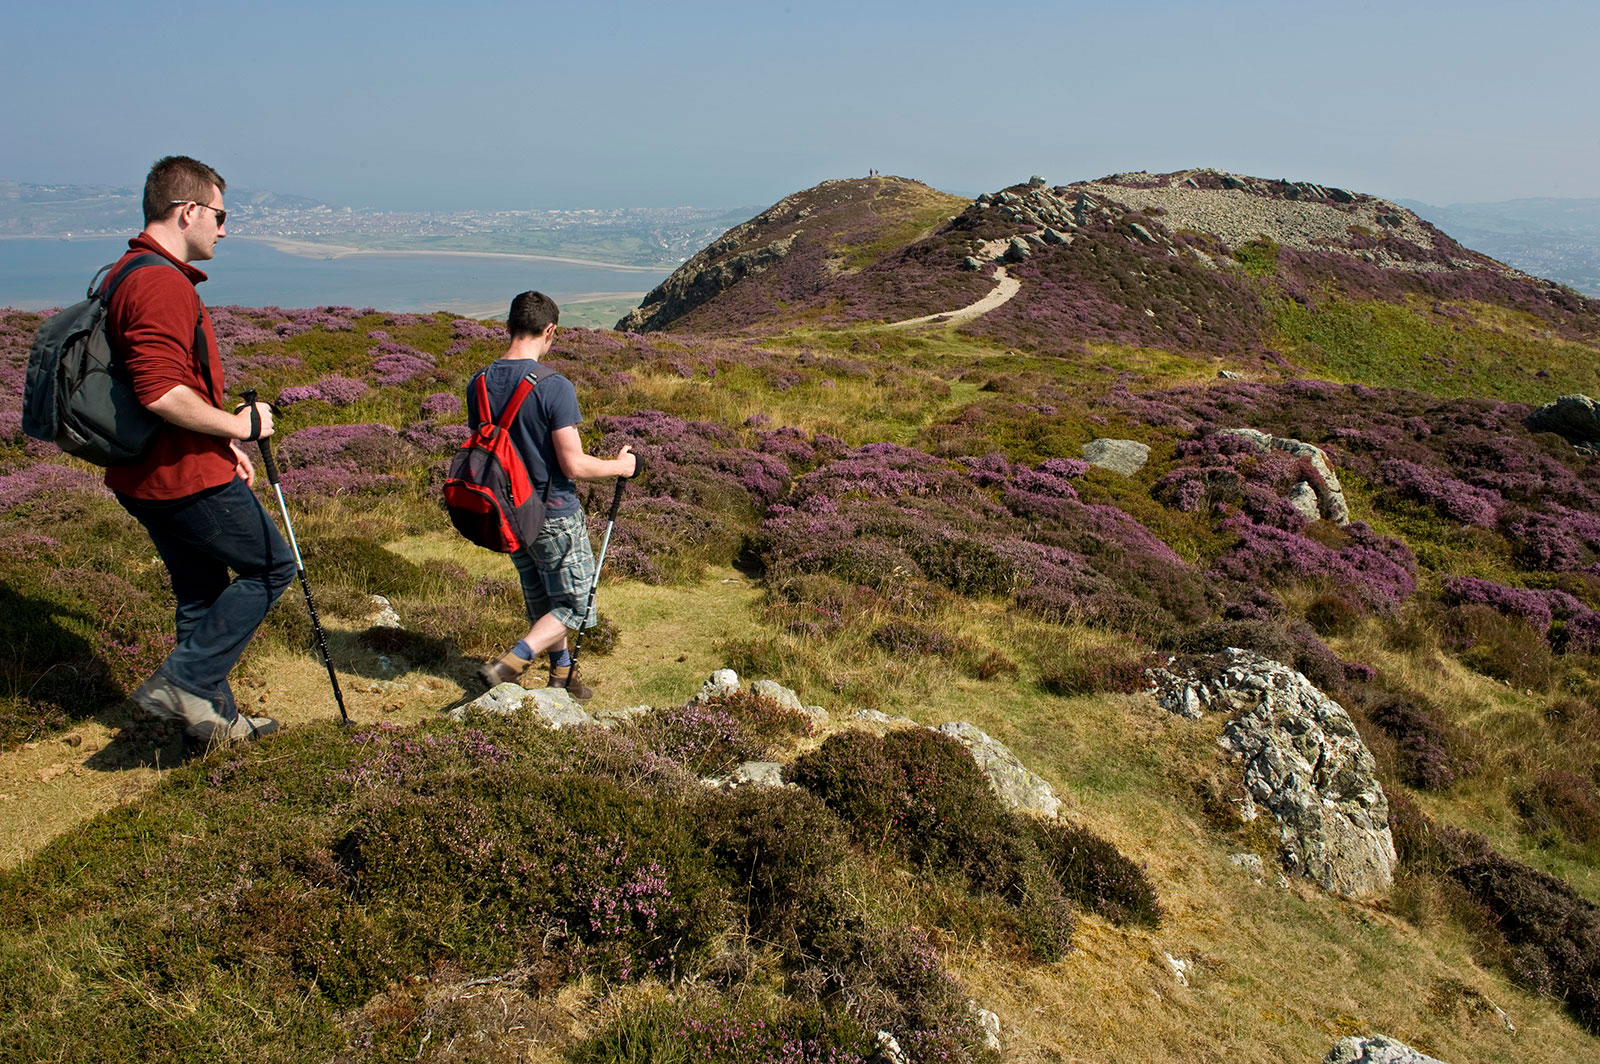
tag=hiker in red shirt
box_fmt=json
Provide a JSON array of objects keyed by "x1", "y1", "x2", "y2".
[{"x1": 111, "y1": 156, "x2": 296, "y2": 753}]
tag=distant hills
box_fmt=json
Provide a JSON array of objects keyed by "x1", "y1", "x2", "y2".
[
  {"x1": 1400, "y1": 196, "x2": 1600, "y2": 296},
  {"x1": 0, "y1": 182, "x2": 755, "y2": 269}
]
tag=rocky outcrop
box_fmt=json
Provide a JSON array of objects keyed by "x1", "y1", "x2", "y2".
[
  {"x1": 1082, "y1": 438, "x2": 1150, "y2": 476},
  {"x1": 1148, "y1": 648, "x2": 1396, "y2": 898},
  {"x1": 935, "y1": 721, "x2": 1061, "y2": 818},
  {"x1": 618, "y1": 233, "x2": 796, "y2": 332},
  {"x1": 1323, "y1": 1035, "x2": 1449, "y2": 1064},
  {"x1": 1526, "y1": 393, "x2": 1600, "y2": 453},
  {"x1": 1219, "y1": 428, "x2": 1350, "y2": 524},
  {"x1": 454, "y1": 683, "x2": 592, "y2": 729}
]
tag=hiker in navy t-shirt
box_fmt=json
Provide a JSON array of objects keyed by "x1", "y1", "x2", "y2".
[{"x1": 469, "y1": 291, "x2": 635, "y2": 699}]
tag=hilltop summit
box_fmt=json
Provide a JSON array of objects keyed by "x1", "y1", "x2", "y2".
[{"x1": 619, "y1": 169, "x2": 1597, "y2": 356}]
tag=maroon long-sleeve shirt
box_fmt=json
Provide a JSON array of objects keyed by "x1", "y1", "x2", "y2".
[{"x1": 102, "y1": 234, "x2": 236, "y2": 501}]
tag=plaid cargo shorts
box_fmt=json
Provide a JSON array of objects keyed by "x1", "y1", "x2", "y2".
[{"x1": 509, "y1": 509, "x2": 597, "y2": 630}]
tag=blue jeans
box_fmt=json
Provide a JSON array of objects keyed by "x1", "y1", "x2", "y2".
[{"x1": 117, "y1": 477, "x2": 297, "y2": 716}]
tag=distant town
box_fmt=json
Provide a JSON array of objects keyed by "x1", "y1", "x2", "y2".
[{"x1": 0, "y1": 182, "x2": 753, "y2": 269}]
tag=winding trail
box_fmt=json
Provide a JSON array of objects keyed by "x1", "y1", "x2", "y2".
[{"x1": 885, "y1": 238, "x2": 1022, "y2": 328}]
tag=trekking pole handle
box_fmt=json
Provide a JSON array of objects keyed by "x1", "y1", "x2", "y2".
[
  {"x1": 608, "y1": 454, "x2": 641, "y2": 522},
  {"x1": 238, "y1": 389, "x2": 281, "y2": 485}
]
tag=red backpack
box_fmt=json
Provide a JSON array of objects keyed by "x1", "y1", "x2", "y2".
[{"x1": 443, "y1": 369, "x2": 552, "y2": 552}]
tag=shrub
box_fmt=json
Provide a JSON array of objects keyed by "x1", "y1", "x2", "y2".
[
  {"x1": 693, "y1": 787, "x2": 853, "y2": 945},
  {"x1": 1305, "y1": 591, "x2": 1366, "y2": 636},
  {"x1": 1038, "y1": 645, "x2": 1156, "y2": 697},
  {"x1": 1443, "y1": 604, "x2": 1557, "y2": 690},
  {"x1": 1515, "y1": 770, "x2": 1600, "y2": 845},
  {"x1": 625, "y1": 691, "x2": 810, "y2": 777},
  {"x1": 1351, "y1": 687, "x2": 1475, "y2": 791},
  {"x1": 1450, "y1": 852, "x2": 1600, "y2": 1032},
  {"x1": 1029, "y1": 820, "x2": 1162, "y2": 927},
  {"x1": 788, "y1": 729, "x2": 1075, "y2": 961}
]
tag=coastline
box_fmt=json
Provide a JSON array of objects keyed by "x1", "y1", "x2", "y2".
[
  {"x1": 234, "y1": 236, "x2": 673, "y2": 273},
  {"x1": 0, "y1": 232, "x2": 675, "y2": 274}
]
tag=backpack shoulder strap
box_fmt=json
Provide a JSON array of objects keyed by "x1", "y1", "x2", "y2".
[
  {"x1": 98, "y1": 253, "x2": 175, "y2": 304},
  {"x1": 99, "y1": 253, "x2": 218, "y2": 406},
  {"x1": 493, "y1": 369, "x2": 545, "y2": 431}
]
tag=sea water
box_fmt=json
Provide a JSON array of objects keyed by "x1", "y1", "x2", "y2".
[{"x1": 0, "y1": 237, "x2": 666, "y2": 316}]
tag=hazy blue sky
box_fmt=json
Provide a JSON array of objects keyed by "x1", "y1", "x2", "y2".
[{"x1": 5, "y1": 0, "x2": 1594, "y2": 211}]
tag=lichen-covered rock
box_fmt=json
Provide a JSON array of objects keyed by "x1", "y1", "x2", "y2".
[
  {"x1": 453, "y1": 683, "x2": 593, "y2": 729},
  {"x1": 1218, "y1": 427, "x2": 1350, "y2": 524},
  {"x1": 590, "y1": 704, "x2": 653, "y2": 729},
  {"x1": 1003, "y1": 236, "x2": 1031, "y2": 263},
  {"x1": 703, "y1": 761, "x2": 788, "y2": 792},
  {"x1": 696, "y1": 669, "x2": 742, "y2": 702},
  {"x1": 934, "y1": 721, "x2": 1060, "y2": 818},
  {"x1": 1153, "y1": 648, "x2": 1396, "y2": 898},
  {"x1": 1323, "y1": 1035, "x2": 1449, "y2": 1064},
  {"x1": 1082, "y1": 438, "x2": 1151, "y2": 476}
]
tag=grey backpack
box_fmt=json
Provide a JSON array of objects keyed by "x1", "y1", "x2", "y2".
[{"x1": 22, "y1": 254, "x2": 205, "y2": 466}]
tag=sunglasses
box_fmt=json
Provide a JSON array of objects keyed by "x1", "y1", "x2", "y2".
[{"x1": 170, "y1": 200, "x2": 226, "y2": 226}]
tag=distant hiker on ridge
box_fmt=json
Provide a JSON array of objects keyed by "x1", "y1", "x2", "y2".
[
  {"x1": 470, "y1": 291, "x2": 635, "y2": 699},
  {"x1": 113, "y1": 156, "x2": 294, "y2": 751}
]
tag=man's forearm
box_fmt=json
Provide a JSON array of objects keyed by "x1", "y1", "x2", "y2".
[{"x1": 145, "y1": 385, "x2": 249, "y2": 438}]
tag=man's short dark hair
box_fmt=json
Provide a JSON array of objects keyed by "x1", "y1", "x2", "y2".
[
  {"x1": 507, "y1": 291, "x2": 560, "y2": 340},
  {"x1": 143, "y1": 156, "x2": 227, "y2": 225}
]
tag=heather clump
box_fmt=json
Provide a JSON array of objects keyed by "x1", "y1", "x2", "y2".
[
  {"x1": 624, "y1": 690, "x2": 813, "y2": 776},
  {"x1": 1515, "y1": 770, "x2": 1600, "y2": 845},
  {"x1": 1345, "y1": 685, "x2": 1476, "y2": 791},
  {"x1": 1028, "y1": 820, "x2": 1162, "y2": 927},
  {"x1": 1442, "y1": 604, "x2": 1558, "y2": 690},
  {"x1": 1037, "y1": 643, "x2": 1156, "y2": 697},
  {"x1": 757, "y1": 443, "x2": 1212, "y2": 635},
  {"x1": 587, "y1": 409, "x2": 829, "y2": 582},
  {"x1": 788, "y1": 728, "x2": 1159, "y2": 960}
]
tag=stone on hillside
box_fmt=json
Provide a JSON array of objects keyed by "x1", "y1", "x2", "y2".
[
  {"x1": 453, "y1": 683, "x2": 593, "y2": 729},
  {"x1": 962, "y1": 255, "x2": 983, "y2": 270},
  {"x1": 750, "y1": 679, "x2": 802, "y2": 710},
  {"x1": 1229, "y1": 852, "x2": 1266, "y2": 878},
  {"x1": 1219, "y1": 428, "x2": 1350, "y2": 524},
  {"x1": 364, "y1": 594, "x2": 402, "y2": 629},
  {"x1": 1041, "y1": 227, "x2": 1070, "y2": 244},
  {"x1": 704, "y1": 761, "x2": 787, "y2": 792},
  {"x1": 1028, "y1": 175, "x2": 1047, "y2": 188},
  {"x1": 1128, "y1": 222, "x2": 1155, "y2": 244},
  {"x1": 1165, "y1": 648, "x2": 1396, "y2": 897},
  {"x1": 1004, "y1": 237, "x2": 1032, "y2": 263},
  {"x1": 590, "y1": 704, "x2": 653, "y2": 729},
  {"x1": 975, "y1": 192, "x2": 993, "y2": 204},
  {"x1": 697, "y1": 669, "x2": 741, "y2": 702},
  {"x1": 853, "y1": 708, "x2": 918, "y2": 730},
  {"x1": 1217, "y1": 369, "x2": 1243, "y2": 379},
  {"x1": 1024, "y1": 232, "x2": 1046, "y2": 246},
  {"x1": 1327, "y1": 187, "x2": 1356, "y2": 203},
  {"x1": 1082, "y1": 438, "x2": 1151, "y2": 476},
  {"x1": 1287, "y1": 480, "x2": 1322, "y2": 521},
  {"x1": 1323, "y1": 1035, "x2": 1449, "y2": 1064},
  {"x1": 1526, "y1": 393, "x2": 1600, "y2": 450},
  {"x1": 935, "y1": 721, "x2": 1060, "y2": 817},
  {"x1": 869, "y1": 1030, "x2": 909, "y2": 1064}
]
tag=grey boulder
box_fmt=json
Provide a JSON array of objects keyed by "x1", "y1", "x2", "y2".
[{"x1": 1082, "y1": 438, "x2": 1151, "y2": 476}]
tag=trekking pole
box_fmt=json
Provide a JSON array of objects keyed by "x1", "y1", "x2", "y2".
[
  {"x1": 569, "y1": 456, "x2": 643, "y2": 667},
  {"x1": 240, "y1": 389, "x2": 351, "y2": 726}
]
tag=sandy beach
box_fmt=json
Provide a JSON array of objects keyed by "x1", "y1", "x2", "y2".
[{"x1": 237, "y1": 235, "x2": 671, "y2": 273}]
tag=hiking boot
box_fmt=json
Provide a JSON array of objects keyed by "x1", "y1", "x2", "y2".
[
  {"x1": 547, "y1": 663, "x2": 593, "y2": 702},
  {"x1": 183, "y1": 715, "x2": 280, "y2": 758},
  {"x1": 132, "y1": 672, "x2": 220, "y2": 725},
  {"x1": 476, "y1": 650, "x2": 531, "y2": 690}
]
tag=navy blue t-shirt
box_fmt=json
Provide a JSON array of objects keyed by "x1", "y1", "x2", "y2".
[{"x1": 466, "y1": 359, "x2": 582, "y2": 515}]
